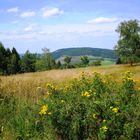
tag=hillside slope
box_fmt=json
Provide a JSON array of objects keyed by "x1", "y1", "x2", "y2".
[{"x1": 52, "y1": 47, "x2": 116, "y2": 59}]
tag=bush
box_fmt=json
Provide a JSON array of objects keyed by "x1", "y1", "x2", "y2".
[
  {"x1": 38, "y1": 71, "x2": 140, "y2": 140},
  {"x1": 91, "y1": 60, "x2": 101, "y2": 66}
]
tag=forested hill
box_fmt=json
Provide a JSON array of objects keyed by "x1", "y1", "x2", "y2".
[{"x1": 52, "y1": 47, "x2": 116, "y2": 59}]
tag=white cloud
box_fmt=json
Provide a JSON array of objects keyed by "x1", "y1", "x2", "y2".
[
  {"x1": 24, "y1": 24, "x2": 37, "y2": 32},
  {"x1": 20, "y1": 11, "x2": 36, "y2": 18},
  {"x1": 42, "y1": 7, "x2": 63, "y2": 17},
  {"x1": 0, "y1": 22, "x2": 118, "y2": 43},
  {"x1": 39, "y1": 23, "x2": 116, "y2": 35},
  {"x1": 7, "y1": 7, "x2": 19, "y2": 13},
  {"x1": 87, "y1": 17, "x2": 118, "y2": 24},
  {"x1": 0, "y1": 23, "x2": 118, "y2": 53},
  {"x1": 24, "y1": 25, "x2": 33, "y2": 32}
]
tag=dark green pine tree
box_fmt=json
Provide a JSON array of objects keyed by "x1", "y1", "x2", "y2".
[
  {"x1": 6, "y1": 47, "x2": 21, "y2": 74},
  {"x1": 0, "y1": 42, "x2": 7, "y2": 74},
  {"x1": 5, "y1": 48, "x2": 12, "y2": 74},
  {"x1": 20, "y1": 50, "x2": 37, "y2": 72},
  {"x1": 11, "y1": 47, "x2": 21, "y2": 73}
]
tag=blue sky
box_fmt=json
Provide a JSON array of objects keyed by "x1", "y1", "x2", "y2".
[{"x1": 0, "y1": 0, "x2": 140, "y2": 53}]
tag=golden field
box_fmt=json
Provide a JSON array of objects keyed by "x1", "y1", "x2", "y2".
[{"x1": 0, "y1": 64, "x2": 140, "y2": 102}]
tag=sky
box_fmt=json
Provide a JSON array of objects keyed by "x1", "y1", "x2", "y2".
[{"x1": 0, "y1": 0, "x2": 140, "y2": 53}]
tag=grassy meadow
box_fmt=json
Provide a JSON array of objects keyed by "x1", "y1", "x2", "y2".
[{"x1": 0, "y1": 64, "x2": 140, "y2": 139}]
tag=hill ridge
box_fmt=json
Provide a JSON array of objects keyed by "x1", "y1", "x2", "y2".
[{"x1": 52, "y1": 47, "x2": 116, "y2": 59}]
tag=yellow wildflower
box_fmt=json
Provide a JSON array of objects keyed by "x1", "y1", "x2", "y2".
[
  {"x1": 46, "y1": 83, "x2": 55, "y2": 89},
  {"x1": 127, "y1": 77, "x2": 133, "y2": 81},
  {"x1": 89, "y1": 89, "x2": 92, "y2": 93},
  {"x1": 46, "y1": 83, "x2": 51, "y2": 87},
  {"x1": 64, "y1": 85, "x2": 69, "y2": 91},
  {"x1": 80, "y1": 71, "x2": 85, "y2": 76},
  {"x1": 138, "y1": 87, "x2": 140, "y2": 91},
  {"x1": 103, "y1": 119, "x2": 107, "y2": 123},
  {"x1": 93, "y1": 114, "x2": 97, "y2": 119},
  {"x1": 61, "y1": 100, "x2": 65, "y2": 103},
  {"x1": 112, "y1": 107, "x2": 119, "y2": 113},
  {"x1": 125, "y1": 71, "x2": 131, "y2": 74},
  {"x1": 48, "y1": 112, "x2": 52, "y2": 115},
  {"x1": 100, "y1": 126, "x2": 108, "y2": 132},
  {"x1": 81, "y1": 91, "x2": 91, "y2": 97},
  {"x1": 39, "y1": 105, "x2": 48, "y2": 115}
]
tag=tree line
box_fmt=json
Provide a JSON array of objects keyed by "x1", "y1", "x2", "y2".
[
  {"x1": 0, "y1": 42, "x2": 102, "y2": 75},
  {"x1": 0, "y1": 43, "x2": 21, "y2": 75},
  {"x1": 0, "y1": 44, "x2": 59, "y2": 75}
]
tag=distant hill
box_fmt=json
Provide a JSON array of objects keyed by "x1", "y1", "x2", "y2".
[{"x1": 52, "y1": 47, "x2": 116, "y2": 59}]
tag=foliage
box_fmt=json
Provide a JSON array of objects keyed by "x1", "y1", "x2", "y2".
[
  {"x1": 37, "y1": 71, "x2": 140, "y2": 140},
  {"x1": 0, "y1": 42, "x2": 21, "y2": 75},
  {"x1": 0, "y1": 92, "x2": 54, "y2": 139},
  {"x1": 64, "y1": 56, "x2": 72, "y2": 68},
  {"x1": 91, "y1": 60, "x2": 101, "y2": 66},
  {"x1": 116, "y1": 57, "x2": 122, "y2": 64},
  {"x1": 35, "y1": 49, "x2": 56, "y2": 71},
  {"x1": 20, "y1": 50, "x2": 37, "y2": 72},
  {"x1": 0, "y1": 43, "x2": 58, "y2": 75},
  {"x1": 7, "y1": 48, "x2": 21, "y2": 74},
  {"x1": 80, "y1": 56, "x2": 89, "y2": 66},
  {"x1": 0, "y1": 42, "x2": 7, "y2": 74},
  {"x1": 55, "y1": 60, "x2": 62, "y2": 69},
  {"x1": 115, "y1": 20, "x2": 140, "y2": 65}
]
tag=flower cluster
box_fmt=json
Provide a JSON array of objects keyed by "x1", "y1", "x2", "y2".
[
  {"x1": 81, "y1": 91, "x2": 91, "y2": 97},
  {"x1": 127, "y1": 77, "x2": 134, "y2": 81},
  {"x1": 80, "y1": 71, "x2": 85, "y2": 76},
  {"x1": 93, "y1": 114, "x2": 97, "y2": 119},
  {"x1": 46, "y1": 83, "x2": 56, "y2": 90},
  {"x1": 39, "y1": 105, "x2": 48, "y2": 115},
  {"x1": 112, "y1": 107, "x2": 119, "y2": 113},
  {"x1": 100, "y1": 126, "x2": 108, "y2": 132}
]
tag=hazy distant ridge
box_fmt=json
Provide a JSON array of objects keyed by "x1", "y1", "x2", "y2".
[{"x1": 52, "y1": 47, "x2": 116, "y2": 59}]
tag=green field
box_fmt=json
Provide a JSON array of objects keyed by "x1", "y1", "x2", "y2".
[
  {"x1": 101, "y1": 58, "x2": 115, "y2": 66},
  {"x1": 57, "y1": 55, "x2": 115, "y2": 66}
]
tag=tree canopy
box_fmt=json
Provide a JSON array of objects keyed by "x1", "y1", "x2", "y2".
[
  {"x1": 64, "y1": 56, "x2": 72, "y2": 68},
  {"x1": 115, "y1": 20, "x2": 140, "y2": 65},
  {"x1": 80, "y1": 56, "x2": 89, "y2": 66}
]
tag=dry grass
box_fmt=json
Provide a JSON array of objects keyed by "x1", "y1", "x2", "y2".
[{"x1": 0, "y1": 64, "x2": 140, "y2": 102}]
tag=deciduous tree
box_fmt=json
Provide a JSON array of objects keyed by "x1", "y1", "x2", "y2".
[
  {"x1": 80, "y1": 56, "x2": 89, "y2": 66},
  {"x1": 115, "y1": 20, "x2": 140, "y2": 66}
]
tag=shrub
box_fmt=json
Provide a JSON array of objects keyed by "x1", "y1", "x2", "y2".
[
  {"x1": 91, "y1": 60, "x2": 101, "y2": 66},
  {"x1": 38, "y1": 71, "x2": 140, "y2": 140}
]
